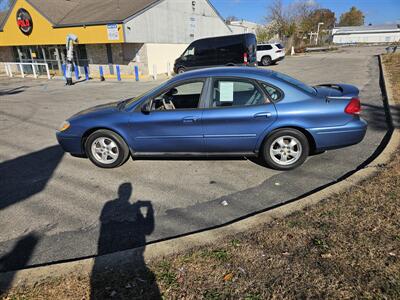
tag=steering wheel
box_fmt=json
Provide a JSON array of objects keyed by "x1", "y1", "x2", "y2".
[{"x1": 162, "y1": 95, "x2": 175, "y2": 110}]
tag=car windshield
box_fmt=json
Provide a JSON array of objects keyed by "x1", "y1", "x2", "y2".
[
  {"x1": 273, "y1": 72, "x2": 316, "y2": 95},
  {"x1": 123, "y1": 82, "x2": 170, "y2": 109}
]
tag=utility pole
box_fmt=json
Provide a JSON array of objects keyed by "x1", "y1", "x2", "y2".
[{"x1": 315, "y1": 22, "x2": 324, "y2": 45}]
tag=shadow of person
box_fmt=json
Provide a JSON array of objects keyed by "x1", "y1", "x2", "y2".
[
  {"x1": 0, "y1": 145, "x2": 64, "y2": 210},
  {"x1": 0, "y1": 86, "x2": 28, "y2": 96},
  {"x1": 90, "y1": 183, "x2": 161, "y2": 299},
  {"x1": 0, "y1": 233, "x2": 39, "y2": 295}
]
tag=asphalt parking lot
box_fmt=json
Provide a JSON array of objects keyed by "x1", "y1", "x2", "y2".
[{"x1": 0, "y1": 46, "x2": 389, "y2": 271}]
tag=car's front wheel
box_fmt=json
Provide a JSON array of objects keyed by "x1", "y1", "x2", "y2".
[
  {"x1": 262, "y1": 129, "x2": 309, "y2": 170},
  {"x1": 85, "y1": 129, "x2": 130, "y2": 168}
]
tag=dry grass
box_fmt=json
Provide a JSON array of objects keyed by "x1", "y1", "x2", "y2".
[
  {"x1": 383, "y1": 53, "x2": 400, "y2": 103},
  {"x1": 2, "y1": 54, "x2": 400, "y2": 300}
]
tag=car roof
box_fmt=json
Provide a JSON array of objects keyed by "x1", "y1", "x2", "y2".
[
  {"x1": 257, "y1": 43, "x2": 280, "y2": 46},
  {"x1": 172, "y1": 67, "x2": 275, "y2": 82}
]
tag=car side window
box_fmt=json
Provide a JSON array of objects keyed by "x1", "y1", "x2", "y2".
[
  {"x1": 211, "y1": 79, "x2": 266, "y2": 108},
  {"x1": 262, "y1": 83, "x2": 282, "y2": 101},
  {"x1": 151, "y1": 81, "x2": 204, "y2": 111},
  {"x1": 257, "y1": 45, "x2": 265, "y2": 51},
  {"x1": 257, "y1": 45, "x2": 272, "y2": 51}
]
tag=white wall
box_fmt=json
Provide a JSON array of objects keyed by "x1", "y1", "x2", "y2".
[
  {"x1": 146, "y1": 43, "x2": 188, "y2": 75},
  {"x1": 124, "y1": 0, "x2": 232, "y2": 44},
  {"x1": 228, "y1": 20, "x2": 258, "y2": 34},
  {"x1": 333, "y1": 32, "x2": 400, "y2": 44},
  {"x1": 229, "y1": 24, "x2": 255, "y2": 34}
]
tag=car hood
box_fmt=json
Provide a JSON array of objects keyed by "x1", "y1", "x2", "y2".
[{"x1": 72, "y1": 101, "x2": 121, "y2": 118}]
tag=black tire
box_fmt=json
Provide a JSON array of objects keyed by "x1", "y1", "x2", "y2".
[
  {"x1": 85, "y1": 129, "x2": 130, "y2": 168},
  {"x1": 262, "y1": 128, "x2": 309, "y2": 170},
  {"x1": 177, "y1": 67, "x2": 185, "y2": 74},
  {"x1": 261, "y1": 56, "x2": 272, "y2": 66}
]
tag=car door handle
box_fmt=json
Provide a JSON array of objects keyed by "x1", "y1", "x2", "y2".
[
  {"x1": 254, "y1": 112, "x2": 272, "y2": 118},
  {"x1": 182, "y1": 117, "x2": 198, "y2": 123}
]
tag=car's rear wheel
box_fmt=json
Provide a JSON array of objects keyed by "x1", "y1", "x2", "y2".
[
  {"x1": 261, "y1": 56, "x2": 272, "y2": 66},
  {"x1": 262, "y1": 129, "x2": 309, "y2": 170},
  {"x1": 85, "y1": 129, "x2": 129, "y2": 168}
]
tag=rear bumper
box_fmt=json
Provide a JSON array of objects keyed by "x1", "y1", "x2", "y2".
[
  {"x1": 273, "y1": 55, "x2": 285, "y2": 62},
  {"x1": 309, "y1": 118, "x2": 367, "y2": 150},
  {"x1": 56, "y1": 132, "x2": 84, "y2": 155}
]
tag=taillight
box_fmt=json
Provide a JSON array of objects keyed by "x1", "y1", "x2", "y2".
[
  {"x1": 276, "y1": 50, "x2": 282, "y2": 53},
  {"x1": 243, "y1": 52, "x2": 248, "y2": 65},
  {"x1": 345, "y1": 97, "x2": 361, "y2": 115}
]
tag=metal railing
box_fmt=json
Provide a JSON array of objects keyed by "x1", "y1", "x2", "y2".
[
  {"x1": 3, "y1": 62, "x2": 51, "y2": 79},
  {"x1": 19, "y1": 59, "x2": 60, "y2": 75}
]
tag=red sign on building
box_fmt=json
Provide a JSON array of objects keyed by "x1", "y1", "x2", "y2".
[{"x1": 16, "y1": 8, "x2": 33, "y2": 35}]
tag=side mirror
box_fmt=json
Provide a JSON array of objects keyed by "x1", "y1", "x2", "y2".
[{"x1": 141, "y1": 102, "x2": 151, "y2": 114}]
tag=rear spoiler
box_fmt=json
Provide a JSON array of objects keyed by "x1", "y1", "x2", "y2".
[
  {"x1": 316, "y1": 83, "x2": 359, "y2": 97},
  {"x1": 316, "y1": 84, "x2": 343, "y2": 93}
]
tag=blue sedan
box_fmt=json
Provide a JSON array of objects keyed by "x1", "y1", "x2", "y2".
[{"x1": 56, "y1": 67, "x2": 367, "y2": 170}]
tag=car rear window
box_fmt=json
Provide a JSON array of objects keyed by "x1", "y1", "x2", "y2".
[
  {"x1": 273, "y1": 72, "x2": 316, "y2": 95},
  {"x1": 276, "y1": 43, "x2": 284, "y2": 49},
  {"x1": 262, "y1": 83, "x2": 283, "y2": 101}
]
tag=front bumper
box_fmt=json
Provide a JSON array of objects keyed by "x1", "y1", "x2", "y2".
[
  {"x1": 309, "y1": 118, "x2": 368, "y2": 150},
  {"x1": 56, "y1": 131, "x2": 84, "y2": 155}
]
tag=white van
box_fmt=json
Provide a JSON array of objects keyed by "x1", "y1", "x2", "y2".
[{"x1": 256, "y1": 43, "x2": 285, "y2": 66}]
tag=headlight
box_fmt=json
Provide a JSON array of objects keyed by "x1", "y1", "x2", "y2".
[{"x1": 58, "y1": 121, "x2": 70, "y2": 132}]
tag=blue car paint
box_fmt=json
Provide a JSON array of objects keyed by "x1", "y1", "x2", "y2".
[
  {"x1": 56, "y1": 67, "x2": 367, "y2": 157},
  {"x1": 202, "y1": 104, "x2": 277, "y2": 153},
  {"x1": 129, "y1": 108, "x2": 205, "y2": 152}
]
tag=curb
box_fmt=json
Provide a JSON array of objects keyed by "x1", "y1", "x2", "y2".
[{"x1": 1, "y1": 55, "x2": 399, "y2": 290}]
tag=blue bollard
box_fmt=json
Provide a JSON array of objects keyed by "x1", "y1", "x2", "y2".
[
  {"x1": 99, "y1": 66, "x2": 105, "y2": 81},
  {"x1": 116, "y1": 65, "x2": 121, "y2": 81},
  {"x1": 74, "y1": 64, "x2": 79, "y2": 80},
  {"x1": 134, "y1": 66, "x2": 139, "y2": 82},
  {"x1": 62, "y1": 64, "x2": 66, "y2": 78},
  {"x1": 84, "y1": 65, "x2": 89, "y2": 80}
]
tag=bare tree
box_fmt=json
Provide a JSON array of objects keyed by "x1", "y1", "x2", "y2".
[
  {"x1": 266, "y1": 0, "x2": 317, "y2": 39},
  {"x1": 264, "y1": 0, "x2": 337, "y2": 47},
  {"x1": 225, "y1": 15, "x2": 239, "y2": 25},
  {"x1": 256, "y1": 24, "x2": 276, "y2": 43},
  {"x1": 266, "y1": 0, "x2": 287, "y2": 37}
]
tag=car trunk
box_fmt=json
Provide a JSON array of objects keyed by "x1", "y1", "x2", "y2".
[{"x1": 311, "y1": 83, "x2": 361, "y2": 126}]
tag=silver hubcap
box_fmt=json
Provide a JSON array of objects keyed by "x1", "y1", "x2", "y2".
[
  {"x1": 270, "y1": 135, "x2": 302, "y2": 166},
  {"x1": 91, "y1": 137, "x2": 119, "y2": 164}
]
